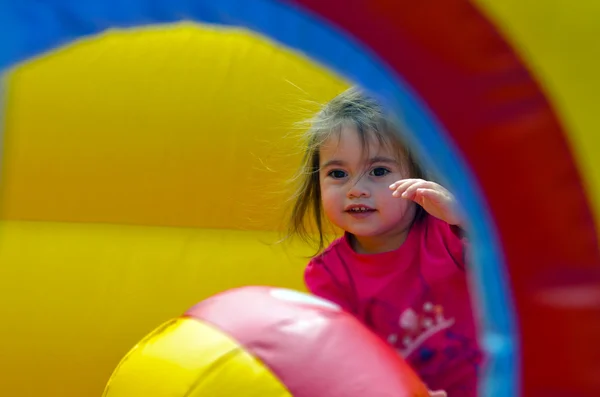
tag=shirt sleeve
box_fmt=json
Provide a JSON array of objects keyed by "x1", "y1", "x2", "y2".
[
  {"x1": 304, "y1": 257, "x2": 354, "y2": 313},
  {"x1": 447, "y1": 223, "x2": 469, "y2": 271}
]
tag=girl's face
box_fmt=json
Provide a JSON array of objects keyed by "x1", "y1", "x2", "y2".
[{"x1": 318, "y1": 126, "x2": 417, "y2": 253}]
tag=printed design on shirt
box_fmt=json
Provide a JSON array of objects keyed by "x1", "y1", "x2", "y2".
[{"x1": 386, "y1": 301, "x2": 455, "y2": 358}]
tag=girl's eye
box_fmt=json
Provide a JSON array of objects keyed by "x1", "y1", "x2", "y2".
[
  {"x1": 328, "y1": 170, "x2": 347, "y2": 179},
  {"x1": 370, "y1": 167, "x2": 390, "y2": 177}
]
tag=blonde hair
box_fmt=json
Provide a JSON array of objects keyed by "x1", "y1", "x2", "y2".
[{"x1": 286, "y1": 86, "x2": 425, "y2": 254}]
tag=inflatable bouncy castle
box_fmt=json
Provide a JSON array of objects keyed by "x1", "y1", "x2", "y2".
[{"x1": 0, "y1": 1, "x2": 599, "y2": 396}]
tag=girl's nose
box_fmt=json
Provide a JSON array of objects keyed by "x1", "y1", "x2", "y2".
[{"x1": 347, "y1": 178, "x2": 371, "y2": 198}]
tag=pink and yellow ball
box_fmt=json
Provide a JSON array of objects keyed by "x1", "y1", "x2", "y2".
[{"x1": 103, "y1": 286, "x2": 429, "y2": 396}]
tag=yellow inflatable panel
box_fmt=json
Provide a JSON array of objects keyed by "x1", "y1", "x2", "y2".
[
  {"x1": 0, "y1": 23, "x2": 346, "y2": 397},
  {"x1": 1, "y1": 23, "x2": 348, "y2": 230},
  {"x1": 0, "y1": 220, "x2": 311, "y2": 396}
]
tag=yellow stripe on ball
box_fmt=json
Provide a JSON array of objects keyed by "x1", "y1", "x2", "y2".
[{"x1": 103, "y1": 317, "x2": 291, "y2": 397}]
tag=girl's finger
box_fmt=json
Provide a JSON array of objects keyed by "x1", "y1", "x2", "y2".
[
  {"x1": 391, "y1": 180, "x2": 415, "y2": 197},
  {"x1": 415, "y1": 188, "x2": 446, "y2": 204},
  {"x1": 389, "y1": 178, "x2": 416, "y2": 192},
  {"x1": 428, "y1": 391, "x2": 447, "y2": 397},
  {"x1": 399, "y1": 180, "x2": 432, "y2": 198},
  {"x1": 389, "y1": 178, "x2": 430, "y2": 190},
  {"x1": 391, "y1": 179, "x2": 425, "y2": 197}
]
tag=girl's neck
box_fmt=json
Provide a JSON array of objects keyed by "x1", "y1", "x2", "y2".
[
  {"x1": 349, "y1": 216, "x2": 417, "y2": 254},
  {"x1": 349, "y1": 231, "x2": 409, "y2": 254}
]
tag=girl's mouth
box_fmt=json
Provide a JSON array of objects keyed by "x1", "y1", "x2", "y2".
[{"x1": 348, "y1": 207, "x2": 374, "y2": 213}]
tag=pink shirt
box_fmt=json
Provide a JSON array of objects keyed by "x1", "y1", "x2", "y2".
[{"x1": 304, "y1": 214, "x2": 482, "y2": 395}]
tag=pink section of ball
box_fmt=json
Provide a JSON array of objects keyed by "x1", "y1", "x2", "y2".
[{"x1": 185, "y1": 286, "x2": 428, "y2": 397}]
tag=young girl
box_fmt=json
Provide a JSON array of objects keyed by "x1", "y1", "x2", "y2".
[{"x1": 287, "y1": 87, "x2": 482, "y2": 396}]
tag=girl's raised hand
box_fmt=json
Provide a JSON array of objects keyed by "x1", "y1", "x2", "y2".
[{"x1": 389, "y1": 179, "x2": 461, "y2": 226}]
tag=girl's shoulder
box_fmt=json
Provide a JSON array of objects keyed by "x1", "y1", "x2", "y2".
[
  {"x1": 417, "y1": 213, "x2": 465, "y2": 242},
  {"x1": 309, "y1": 235, "x2": 348, "y2": 264},
  {"x1": 417, "y1": 213, "x2": 467, "y2": 270}
]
